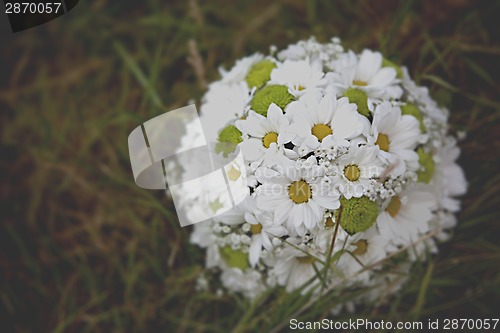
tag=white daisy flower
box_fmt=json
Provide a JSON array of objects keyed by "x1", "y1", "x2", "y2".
[
  {"x1": 214, "y1": 195, "x2": 258, "y2": 226},
  {"x1": 335, "y1": 145, "x2": 382, "y2": 199},
  {"x1": 287, "y1": 92, "x2": 366, "y2": 156},
  {"x1": 338, "y1": 226, "x2": 395, "y2": 284},
  {"x1": 312, "y1": 226, "x2": 349, "y2": 253},
  {"x1": 431, "y1": 137, "x2": 467, "y2": 212},
  {"x1": 272, "y1": 238, "x2": 324, "y2": 292},
  {"x1": 362, "y1": 262, "x2": 411, "y2": 306},
  {"x1": 256, "y1": 156, "x2": 340, "y2": 235},
  {"x1": 400, "y1": 67, "x2": 448, "y2": 124},
  {"x1": 270, "y1": 57, "x2": 327, "y2": 97},
  {"x1": 377, "y1": 186, "x2": 436, "y2": 247},
  {"x1": 200, "y1": 82, "x2": 250, "y2": 142},
  {"x1": 367, "y1": 102, "x2": 420, "y2": 176},
  {"x1": 327, "y1": 50, "x2": 402, "y2": 99},
  {"x1": 245, "y1": 211, "x2": 288, "y2": 267},
  {"x1": 235, "y1": 103, "x2": 296, "y2": 164},
  {"x1": 429, "y1": 212, "x2": 458, "y2": 242},
  {"x1": 219, "y1": 53, "x2": 263, "y2": 84}
]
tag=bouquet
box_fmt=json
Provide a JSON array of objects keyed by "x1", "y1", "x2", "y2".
[{"x1": 188, "y1": 37, "x2": 467, "y2": 308}]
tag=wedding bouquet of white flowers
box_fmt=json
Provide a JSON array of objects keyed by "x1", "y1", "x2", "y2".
[{"x1": 189, "y1": 37, "x2": 467, "y2": 308}]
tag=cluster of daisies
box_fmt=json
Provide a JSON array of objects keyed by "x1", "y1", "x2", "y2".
[{"x1": 187, "y1": 37, "x2": 466, "y2": 306}]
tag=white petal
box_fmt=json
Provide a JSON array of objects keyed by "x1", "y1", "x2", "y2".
[
  {"x1": 267, "y1": 103, "x2": 285, "y2": 130},
  {"x1": 313, "y1": 195, "x2": 340, "y2": 210},
  {"x1": 331, "y1": 106, "x2": 363, "y2": 139},
  {"x1": 249, "y1": 237, "x2": 262, "y2": 267},
  {"x1": 278, "y1": 130, "x2": 296, "y2": 145},
  {"x1": 291, "y1": 205, "x2": 304, "y2": 228},
  {"x1": 445, "y1": 164, "x2": 467, "y2": 195},
  {"x1": 357, "y1": 50, "x2": 382, "y2": 82},
  {"x1": 317, "y1": 93, "x2": 336, "y2": 124},
  {"x1": 256, "y1": 191, "x2": 289, "y2": 211},
  {"x1": 261, "y1": 233, "x2": 273, "y2": 250},
  {"x1": 245, "y1": 212, "x2": 259, "y2": 225},
  {"x1": 389, "y1": 115, "x2": 420, "y2": 150},
  {"x1": 240, "y1": 138, "x2": 264, "y2": 161},
  {"x1": 369, "y1": 67, "x2": 397, "y2": 87},
  {"x1": 267, "y1": 225, "x2": 288, "y2": 238},
  {"x1": 274, "y1": 200, "x2": 294, "y2": 225}
]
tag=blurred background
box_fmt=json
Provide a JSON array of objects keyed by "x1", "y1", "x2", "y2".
[{"x1": 1, "y1": 0, "x2": 499, "y2": 332}]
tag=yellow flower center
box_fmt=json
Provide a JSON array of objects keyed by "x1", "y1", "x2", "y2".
[
  {"x1": 352, "y1": 239, "x2": 368, "y2": 255},
  {"x1": 353, "y1": 80, "x2": 368, "y2": 87},
  {"x1": 226, "y1": 166, "x2": 241, "y2": 181},
  {"x1": 288, "y1": 180, "x2": 312, "y2": 204},
  {"x1": 344, "y1": 164, "x2": 361, "y2": 181},
  {"x1": 386, "y1": 196, "x2": 401, "y2": 218},
  {"x1": 375, "y1": 133, "x2": 390, "y2": 152},
  {"x1": 250, "y1": 223, "x2": 262, "y2": 234},
  {"x1": 297, "y1": 255, "x2": 316, "y2": 264},
  {"x1": 325, "y1": 216, "x2": 334, "y2": 228},
  {"x1": 297, "y1": 85, "x2": 305, "y2": 91},
  {"x1": 311, "y1": 124, "x2": 333, "y2": 142},
  {"x1": 263, "y1": 132, "x2": 278, "y2": 148}
]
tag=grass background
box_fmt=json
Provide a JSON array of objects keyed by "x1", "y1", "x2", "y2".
[{"x1": 1, "y1": 0, "x2": 499, "y2": 332}]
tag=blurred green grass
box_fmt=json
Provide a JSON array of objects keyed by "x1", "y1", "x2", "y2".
[{"x1": 0, "y1": 0, "x2": 499, "y2": 332}]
